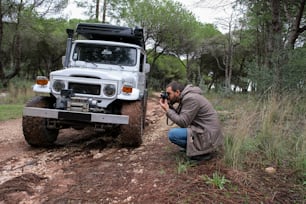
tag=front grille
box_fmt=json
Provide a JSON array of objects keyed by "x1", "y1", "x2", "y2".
[{"x1": 68, "y1": 83, "x2": 101, "y2": 95}]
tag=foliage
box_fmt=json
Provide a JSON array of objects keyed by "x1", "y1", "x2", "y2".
[
  {"x1": 0, "y1": 0, "x2": 69, "y2": 87},
  {"x1": 21, "y1": 18, "x2": 71, "y2": 78},
  {"x1": 282, "y1": 47, "x2": 306, "y2": 92},
  {"x1": 2, "y1": 15, "x2": 82, "y2": 82},
  {"x1": 147, "y1": 53, "x2": 186, "y2": 90},
  {"x1": 201, "y1": 172, "x2": 231, "y2": 190},
  {"x1": 247, "y1": 47, "x2": 306, "y2": 93},
  {"x1": 126, "y1": 0, "x2": 199, "y2": 53},
  {"x1": 246, "y1": 62, "x2": 274, "y2": 93},
  {"x1": 122, "y1": 0, "x2": 221, "y2": 83},
  {"x1": 237, "y1": 0, "x2": 306, "y2": 94}
]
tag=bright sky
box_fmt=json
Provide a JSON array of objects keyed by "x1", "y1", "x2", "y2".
[
  {"x1": 176, "y1": 0, "x2": 235, "y2": 23},
  {"x1": 176, "y1": 0, "x2": 236, "y2": 33}
]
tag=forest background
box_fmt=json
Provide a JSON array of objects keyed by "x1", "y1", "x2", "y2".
[
  {"x1": 0, "y1": 0, "x2": 305, "y2": 93},
  {"x1": 0, "y1": 0, "x2": 305, "y2": 193}
]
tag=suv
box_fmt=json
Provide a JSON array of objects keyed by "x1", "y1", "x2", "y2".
[{"x1": 22, "y1": 23, "x2": 150, "y2": 147}]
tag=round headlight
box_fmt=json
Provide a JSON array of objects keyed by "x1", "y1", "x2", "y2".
[
  {"x1": 103, "y1": 84, "x2": 116, "y2": 97},
  {"x1": 53, "y1": 80, "x2": 65, "y2": 92}
]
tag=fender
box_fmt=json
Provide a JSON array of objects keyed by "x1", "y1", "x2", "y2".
[{"x1": 33, "y1": 83, "x2": 51, "y2": 94}]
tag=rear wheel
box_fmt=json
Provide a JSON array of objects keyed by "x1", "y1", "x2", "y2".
[
  {"x1": 119, "y1": 100, "x2": 144, "y2": 147},
  {"x1": 22, "y1": 96, "x2": 59, "y2": 147}
]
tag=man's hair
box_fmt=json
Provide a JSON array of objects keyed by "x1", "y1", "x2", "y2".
[{"x1": 166, "y1": 81, "x2": 185, "y2": 92}]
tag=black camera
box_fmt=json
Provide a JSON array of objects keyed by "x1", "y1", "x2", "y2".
[{"x1": 160, "y1": 91, "x2": 169, "y2": 100}]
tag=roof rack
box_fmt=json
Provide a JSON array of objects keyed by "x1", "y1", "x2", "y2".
[{"x1": 76, "y1": 23, "x2": 144, "y2": 48}]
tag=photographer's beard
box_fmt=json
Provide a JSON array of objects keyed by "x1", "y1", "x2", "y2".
[{"x1": 169, "y1": 95, "x2": 180, "y2": 105}]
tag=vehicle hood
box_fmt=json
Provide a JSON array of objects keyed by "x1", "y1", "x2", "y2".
[{"x1": 50, "y1": 67, "x2": 135, "y2": 81}]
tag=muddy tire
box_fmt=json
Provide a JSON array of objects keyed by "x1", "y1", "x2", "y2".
[
  {"x1": 22, "y1": 96, "x2": 59, "y2": 147},
  {"x1": 142, "y1": 91, "x2": 148, "y2": 128},
  {"x1": 119, "y1": 100, "x2": 144, "y2": 147}
]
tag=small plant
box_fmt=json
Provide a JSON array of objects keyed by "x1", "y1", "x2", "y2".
[
  {"x1": 159, "y1": 169, "x2": 166, "y2": 175},
  {"x1": 176, "y1": 159, "x2": 195, "y2": 174},
  {"x1": 201, "y1": 172, "x2": 231, "y2": 190}
]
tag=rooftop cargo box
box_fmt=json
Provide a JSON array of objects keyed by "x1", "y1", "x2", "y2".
[{"x1": 76, "y1": 23, "x2": 144, "y2": 48}]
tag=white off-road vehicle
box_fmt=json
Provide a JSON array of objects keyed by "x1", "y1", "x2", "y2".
[{"x1": 22, "y1": 23, "x2": 150, "y2": 147}]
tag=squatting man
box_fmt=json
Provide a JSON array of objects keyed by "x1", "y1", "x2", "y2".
[{"x1": 159, "y1": 81, "x2": 224, "y2": 161}]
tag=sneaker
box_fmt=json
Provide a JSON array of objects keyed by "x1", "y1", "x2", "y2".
[{"x1": 189, "y1": 153, "x2": 212, "y2": 161}]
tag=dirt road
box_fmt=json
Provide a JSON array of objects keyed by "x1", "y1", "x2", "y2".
[{"x1": 0, "y1": 96, "x2": 304, "y2": 203}]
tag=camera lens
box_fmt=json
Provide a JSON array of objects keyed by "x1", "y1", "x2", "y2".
[{"x1": 160, "y1": 91, "x2": 168, "y2": 99}]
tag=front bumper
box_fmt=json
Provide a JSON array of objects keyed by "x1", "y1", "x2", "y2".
[{"x1": 23, "y1": 107, "x2": 129, "y2": 124}]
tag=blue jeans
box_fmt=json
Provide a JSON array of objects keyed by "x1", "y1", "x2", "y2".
[{"x1": 168, "y1": 128, "x2": 187, "y2": 148}]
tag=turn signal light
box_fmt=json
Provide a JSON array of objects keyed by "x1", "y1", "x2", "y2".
[
  {"x1": 122, "y1": 86, "x2": 133, "y2": 93},
  {"x1": 36, "y1": 76, "x2": 48, "y2": 85}
]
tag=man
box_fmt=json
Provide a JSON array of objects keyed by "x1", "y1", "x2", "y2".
[{"x1": 159, "y1": 81, "x2": 223, "y2": 161}]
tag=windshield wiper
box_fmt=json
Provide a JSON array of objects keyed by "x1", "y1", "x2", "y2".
[
  {"x1": 117, "y1": 64, "x2": 124, "y2": 69},
  {"x1": 85, "y1": 60, "x2": 98, "y2": 67}
]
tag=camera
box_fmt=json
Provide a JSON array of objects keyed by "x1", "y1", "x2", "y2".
[{"x1": 160, "y1": 91, "x2": 169, "y2": 100}]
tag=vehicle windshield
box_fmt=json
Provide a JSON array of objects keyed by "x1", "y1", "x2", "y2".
[{"x1": 72, "y1": 43, "x2": 137, "y2": 66}]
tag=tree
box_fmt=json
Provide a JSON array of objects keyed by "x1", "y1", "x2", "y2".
[
  {"x1": 74, "y1": 0, "x2": 100, "y2": 21},
  {"x1": 284, "y1": 0, "x2": 306, "y2": 49},
  {"x1": 0, "y1": 0, "x2": 68, "y2": 87},
  {"x1": 74, "y1": 0, "x2": 131, "y2": 23},
  {"x1": 21, "y1": 18, "x2": 79, "y2": 79},
  {"x1": 238, "y1": 0, "x2": 306, "y2": 93},
  {"x1": 148, "y1": 53, "x2": 186, "y2": 90},
  {"x1": 122, "y1": 0, "x2": 220, "y2": 84},
  {"x1": 218, "y1": 12, "x2": 237, "y2": 93}
]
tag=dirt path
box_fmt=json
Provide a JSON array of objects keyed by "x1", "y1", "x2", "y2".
[
  {"x1": 0, "y1": 96, "x2": 174, "y2": 203},
  {"x1": 0, "y1": 96, "x2": 304, "y2": 203}
]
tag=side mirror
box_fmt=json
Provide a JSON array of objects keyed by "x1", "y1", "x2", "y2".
[{"x1": 144, "y1": 63, "x2": 150, "y2": 73}]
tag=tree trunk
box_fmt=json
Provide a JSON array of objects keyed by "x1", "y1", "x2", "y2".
[
  {"x1": 0, "y1": 0, "x2": 5, "y2": 84},
  {"x1": 102, "y1": 0, "x2": 107, "y2": 23},
  {"x1": 95, "y1": 0, "x2": 100, "y2": 21},
  {"x1": 271, "y1": 0, "x2": 283, "y2": 93},
  {"x1": 186, "y1": 54, "x2": 193, "y2": 83},
  {"x1": 2, "y1": 0, "x2": 23, "y2": 87},
  {"x1": 285, "y1": 0, "x2": 306, "y2": 49},
  {"x1": 224, "y1": 17, "x2": 234, "y2": 94}
]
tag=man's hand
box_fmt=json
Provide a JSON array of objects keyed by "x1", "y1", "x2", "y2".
[{"x1": 159, "y1": 98, "x2": 169, "y2": 112}]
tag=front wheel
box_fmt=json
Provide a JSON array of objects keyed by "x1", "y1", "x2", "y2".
[
  {"x1": 22, "y1": 96, "x2": 59, "y2": 147},
  {"x1": 118, "y1": 101, "x2": 144, "y2": 147}
]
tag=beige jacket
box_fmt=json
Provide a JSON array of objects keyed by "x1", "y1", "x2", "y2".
[{"x1": 166, "y1": 85, "x2": 223, "y2": 157}]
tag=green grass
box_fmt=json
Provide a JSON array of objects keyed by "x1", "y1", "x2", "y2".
[
  {"x1": 0, "y1": 78, "x2": 33, "y2": 121},
  {"x1": 0, "y1": 104, "x2": 24, "y2": 121},
  {"x1": 215, "y1": 92, "x2": 306, "y2": 180},
  {"x1": 176, "y1": 158, "x2": 196, "y2": 174}
]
